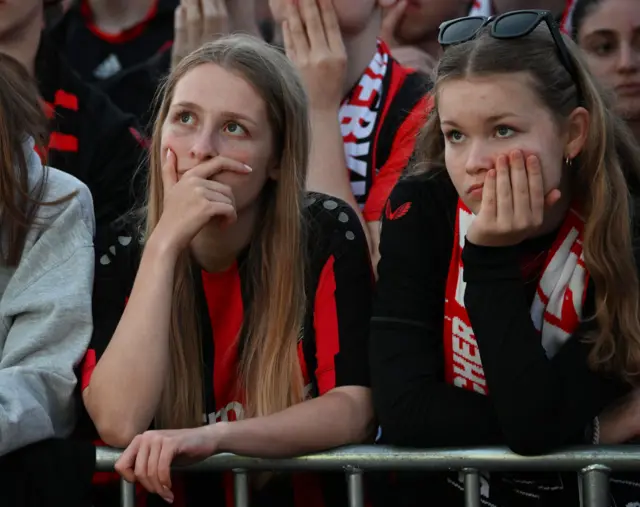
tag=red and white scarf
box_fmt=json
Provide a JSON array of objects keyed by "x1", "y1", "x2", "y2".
[
  {"x1": 339, "y1": 39, "x2": 391, "y2": 205},
  {"x1": 443, "y1": 200, "x2": 590, "y2": 395}
]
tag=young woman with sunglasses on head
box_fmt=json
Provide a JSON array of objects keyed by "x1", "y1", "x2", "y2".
[
  {"x1": 80, "y1": 34, "x2": 374, "y2": 507},
  {"x1": 370, "y1": 9, "x2": 640, "y2": 506}
]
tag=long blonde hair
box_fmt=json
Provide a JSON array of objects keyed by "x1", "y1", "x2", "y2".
[
  {"x1": 145, "y1": 35, "x2": 310, "y2": 428},
  {"x1": 412, "y1": 26, "x2": 640, "y2": 384}
]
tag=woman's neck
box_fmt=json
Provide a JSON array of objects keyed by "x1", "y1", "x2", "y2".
[
  {"x1": 88, "y1": 0, "x2": 155, "y2": 34},
  {"x1": 342, "y1": 12, "x2": 381, "y2": 97},
  {"x1": 190, "y1": 203, "x2": 260, "y2": 274},
  {"x1": 0, "y1": 10, "x2": 42, "y2": 77}
]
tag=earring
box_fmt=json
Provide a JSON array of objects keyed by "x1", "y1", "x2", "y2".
[{"x1": 565, "y1": 156, "x2": 573, "y2": 168}]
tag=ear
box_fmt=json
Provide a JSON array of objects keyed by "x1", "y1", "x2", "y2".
[
  {"x1": 564, "y1": 106, "x2": 590, "y2": 160},
  {"x1": 268, "y1": 163, "x2": 280, "y2": 181}
]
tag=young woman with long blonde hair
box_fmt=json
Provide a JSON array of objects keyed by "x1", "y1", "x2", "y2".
[{"x1": 81, "y1": 34, "x2": 373, "y2": 506}]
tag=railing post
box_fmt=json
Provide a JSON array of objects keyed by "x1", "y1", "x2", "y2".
[
  {"x1": 346, "y1": 467, "x2": 365, "y2": 507},
  {"x1": 120, "y1": 478, "x2": 136, "y2": 507},
  {"x1": 463, "y1": 468, "x2": 481, "y2": 507},
  {"x1": 581, "y1": 465, "x2": 610, "y2": 507},
  {"x1": 233, "y1": 469, "x2": 250, "y2": 507}
]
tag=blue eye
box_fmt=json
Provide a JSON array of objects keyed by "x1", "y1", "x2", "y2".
[
  {"x1": 177, "y1": 111, "x2": 195, "y2": 125},
  {"x1": 223, "y1": 122, "x2": 247, "y2": 136},
  {"x1": 495, "y1": 125, "x2": 515, "y2": 138},
  {"x1": 444, "y1": 130, "x2": 465, "y2": 143}
]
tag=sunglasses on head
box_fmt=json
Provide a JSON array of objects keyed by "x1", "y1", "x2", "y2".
[{"x1": 438, "y1": 10, "x2": 583, "y2": 105}]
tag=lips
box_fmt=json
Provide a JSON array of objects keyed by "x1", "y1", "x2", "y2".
[
  {"x1": 467, "y1": 183, "x2": 484, "y2": 195},
  {"x1": 615, "y1": 83, "x2": 640, "y2": 96}
]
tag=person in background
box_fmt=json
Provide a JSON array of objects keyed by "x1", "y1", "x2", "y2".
[
  {"x1": 0, "y1": 0, "x2": 145, "y2": 231},
  {"x1": 0, "y1": 53, "x2": 95, "y2": 459},
  {"x1": 370, "y1": 10, "x2": 640, "y2": 506},
  {"x1": 573, "y1": 0, "x2": 640, "y2": 144},
  {"x1": 379, "y1": 0, "x2": 469, "y2": 73},
  {"x1": 271, "y1": 0, "x2": 432, "y2": 268},
  {"x1": 470, "y1": 0, "x2": 569, "y2": 17},
  {"x1": 81, "y1": 34, "x2": 373, "y2": 507}
]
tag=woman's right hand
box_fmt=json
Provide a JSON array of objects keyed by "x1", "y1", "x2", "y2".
[{"x1": 150, "y1": 150, "x2": 251, "y2": 257}]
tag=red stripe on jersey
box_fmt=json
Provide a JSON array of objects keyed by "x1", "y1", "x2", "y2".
[
  {"x1": 363, "y1": 92, "x2": 431, "y2": 222},
  {"x1": 80, "y1": 348, "x2": 96, "y2": 391},
  {"x1": 54, "y1": 90, "x2": 79, "y2": 111},
  {"x1": 49, "y1": 132, "x2": 79, "y2": 153},
  {"x1": 201, "y1": 265, "x2": 245, "y2": 416},
  {"x1": 313, "y1": 255, "x2": 340, "y2": 395}
]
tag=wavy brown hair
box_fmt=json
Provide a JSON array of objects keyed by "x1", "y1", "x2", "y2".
[
  {"x1": 0, "y1": 54, "x2": 73, "y2": 266},
  {"x1": 145, "y1": 35, "x2": 309, "y2": 428},
  {"x1": 412, "y1": 26, "x2": 640, "y2": 384}
]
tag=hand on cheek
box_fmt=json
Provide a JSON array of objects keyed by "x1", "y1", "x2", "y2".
[{"x1": 466, "y1": 149, "x2": 562, "y2": 247}]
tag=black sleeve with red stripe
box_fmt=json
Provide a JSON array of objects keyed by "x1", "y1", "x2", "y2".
[
  {"x1": 363, "y1": 68, "x2": 432, "y2": 223},
  {"x1": 74, "y1": 222, "x2": 140, "y2": 439},
  {"x1": 304, "y1": 193, "x2": 374, "y2": 396}
]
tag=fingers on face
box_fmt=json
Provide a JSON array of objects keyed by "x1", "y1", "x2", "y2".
[
  {"x1": 495, "y1": 154, "x2": 513, "y2": 220},
  {"x1": 509, "y1": 150, "x2": 531, "y2": 219},
  {"x1": 526, "y1": 154, "x2": 545, "y2": 226}
]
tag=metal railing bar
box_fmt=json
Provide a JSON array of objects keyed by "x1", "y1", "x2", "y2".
[
  {"x1": 581, "y1": 465, "x2": 611, "y2": 507},
  {"x1": 120, "y1": 477, "x2": 136, "y2": 507},
  {"x1": 463, "y1": 469, "x2": 481, "y2": 507},
  {"x1": 95, "y1": 445, "x2": 640, "y2": 473},
  {"x1": 346, "y1": 468, "x2": 364, "y2": 507},
  {"x1": 233, "y1": 469, "x2": 250, "y2": 507}
]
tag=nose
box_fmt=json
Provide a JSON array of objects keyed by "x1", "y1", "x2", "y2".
[
  {"x1": 617, "y1": 42, "x2": 640, "y2": 75},
  {"x1": 189, "y1": 131, "x2": 219, "y2": 162},
  {"x1": 464, "y1": 139, "x2": 494, "y2": 176}
]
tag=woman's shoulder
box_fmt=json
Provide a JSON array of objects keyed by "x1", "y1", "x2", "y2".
[
  {"x1": 38, "y1": 166, "x2": 95, "y2": 234},
  {"x1": 93, "y1": 216, "x2": 143, "y2": 287},
  {"x1": 388, "y1": 169, "x2": 457, "y2": 214},
  {"x1": 18, "y1": 162, "x2": 95, "y2": 264},
  {"x1": 303, "y1": 193, "x2": 368, "y2": 261}
]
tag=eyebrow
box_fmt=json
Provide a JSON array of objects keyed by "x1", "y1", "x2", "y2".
[
  {"x1": 584, "y1": 27, "x2": 640, "y2": 38},
  {"x1": 440, "y1": 113, "x2": 520, "y2": 127},
  {"x1": 171, "y1": 101, "x2": 259, "y2": 126}
]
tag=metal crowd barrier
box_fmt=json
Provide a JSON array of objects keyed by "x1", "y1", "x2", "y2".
[{"x1": 96, "y1": 445, "x2": 640, "y2": 507}]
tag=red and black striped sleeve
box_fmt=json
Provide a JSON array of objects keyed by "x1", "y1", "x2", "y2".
[
  {"x1": 362, "y1": 69, "x2": 433, "y2": 223},
  {"x1": 305, "y1": 194, "x2": 374, "y2": 396}
]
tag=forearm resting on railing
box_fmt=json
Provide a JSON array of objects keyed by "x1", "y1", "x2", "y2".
[
  {"x1": 213, "y1": 386, "x2": 374, "y2": 458},
  {"x1": 83, "y1": 239, "x2": 177, "y2": 448}
]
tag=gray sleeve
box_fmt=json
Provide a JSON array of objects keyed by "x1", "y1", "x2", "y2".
[{"x1": 0, "y1": 185, "x2": 95, "y2": 456}]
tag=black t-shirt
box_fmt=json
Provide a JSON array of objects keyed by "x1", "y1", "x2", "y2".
[
  {"x1": 49, "y1": 0, "x2": 175, "y2": 83},
  {"x1": 79, "y1": 192, "x2": 373, "y2": 507},
  {"x1": 35, "y1": 38, "x2": 146, "y2": 229},
  {"x1": 369, "y1": 171, "x2": 633, "y2": 506},
  {"x1": 48, "y1": 0, "x2": 176, "y2": 124}
]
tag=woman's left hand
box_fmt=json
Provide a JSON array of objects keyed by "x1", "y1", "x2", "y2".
[
  {"x1": 115, "y1": 424, "x2": 225, "y2": 504},
  {"x1": 466, "y1": 150, "x2": 562, "y2": 247}
]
